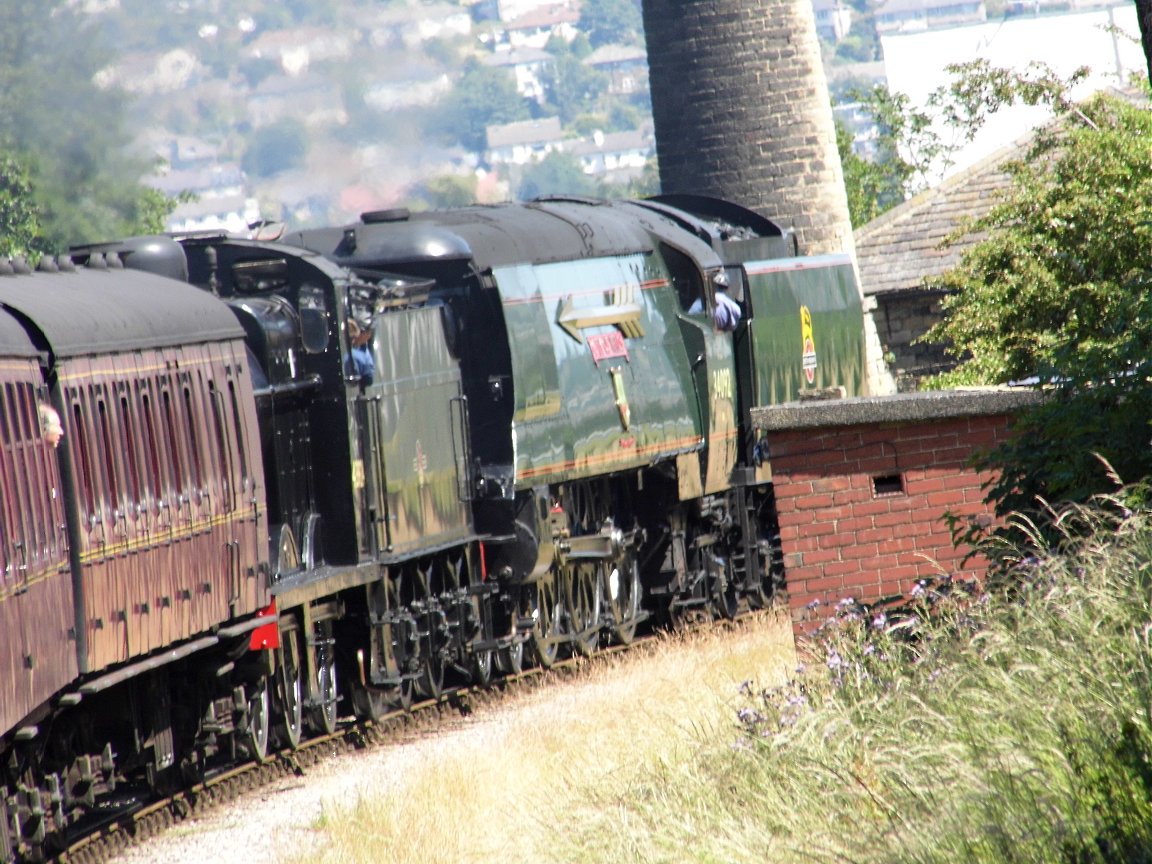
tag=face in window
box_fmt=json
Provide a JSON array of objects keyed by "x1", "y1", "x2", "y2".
[{"x1": 39, "y1": 404, "x2": 63, "y2": 448}]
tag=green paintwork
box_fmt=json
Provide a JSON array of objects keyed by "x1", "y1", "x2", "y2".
[
  {"x1": 741, "y1": 254, "x2": 867, "y2": 406},
  {"x1": 367, "y1": 306, "x2": 472, "y2": 556},
  {"x1": 494, "y1": 254, "x2": 704, "y2": 490}
]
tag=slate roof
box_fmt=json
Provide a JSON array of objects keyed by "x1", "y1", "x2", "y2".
[
  {"x1": 486, "y1": 116, "x2": 564, "y2": 149},
  {"x1": 854, "y1": 136, "x2": 1028, "y2": 297}
]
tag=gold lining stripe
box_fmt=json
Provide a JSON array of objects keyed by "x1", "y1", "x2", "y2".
[
  {"x1": 517, "y1": 433, "x2": 704, "y2": 480},
  {"x1": 501, "y1": 277, "x2": 669, "y2": 306},
  {"x1": 76, "y1": 505, "x2": 265, "y2": 564}
]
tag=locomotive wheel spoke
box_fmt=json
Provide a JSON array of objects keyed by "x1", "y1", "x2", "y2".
[
  {"x1": 275, "y1": 625, "x2": 304, "y2": 749},
  {"x1": 711, "y1": 557, "x2": 739, "y2": 621},
  {"x1": 608, "y1": 559, "x2": 642, "y2": 645},
  {"x1": 496, "y1": 638, "x2": 524, "y2": 675},
  {"x1": 246, "y1": 677, "x2": 271, "y2": 763},
  {"x1": 470, "y1": 647, "x2": 494, "y2": 687},
  {"x1": 310, "y1": 619, "x2": 339, "y2": 735},
  {"x1": 569, "y1": 563, "x2": 603, "y2": 657},
  {"x1": 417, "y1": 643, "x2": 446, "y2": 700},
  {"x1": 529, "y1": 576, "x2": 563, "y2": 668}
]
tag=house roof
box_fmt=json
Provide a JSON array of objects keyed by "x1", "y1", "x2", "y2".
[
  {"x1": 482, "y1": 47, "x2": 554, "y2": 67},
  {"x1": 486, "y1": 116, "x2": 564, "y2": 149},
  {"x1": 566, "y1": 128, "x2": 652, "y2": 157},
  {"x1": 854, "y1": 136, "x2": 1028, "y2": 297},
  {"x1": 506, "y1": 2, "x2": 580, "y2": 29},
  {"x1": 583, "y1": 44, "x2": 647, "y2": 67}
]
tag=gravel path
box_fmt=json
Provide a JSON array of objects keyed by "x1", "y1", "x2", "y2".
[
  {"x1": 109, "y1": 709, "x2": 512, "y2": 864},
  {"x1": 110, "y1": 616, "x2": 795, "y2": 864}
]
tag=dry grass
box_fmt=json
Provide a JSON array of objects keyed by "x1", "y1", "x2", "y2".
[{"x1": 289, "y1": 613, "x2": 797, "y2": 864}]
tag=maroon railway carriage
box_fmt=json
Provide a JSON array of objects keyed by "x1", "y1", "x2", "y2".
[
  {"x1": 0, "y1": 310, "x2": 71, "y2": 748},
  {"x1": 0, "y1": 260, "x2": 271, "y2": 859}
]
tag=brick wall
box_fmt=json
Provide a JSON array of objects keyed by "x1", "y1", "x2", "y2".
[{"x1": 767, "y1": 412, "x2": 1016, "y2": 631}]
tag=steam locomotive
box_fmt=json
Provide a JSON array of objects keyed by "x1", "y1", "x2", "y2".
[{"x1": 0, "y1": 195, "x2": 867, "y2": 861}]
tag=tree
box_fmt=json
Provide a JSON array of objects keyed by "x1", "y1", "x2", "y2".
[
  {"x1": 578, "y1": 0, "x2": 644, "y2": 48},
  {"x1": 0, "y1": 151, "x2": 41, "y2": 257},
  {"x1": 0, "y1": 0, "x2": 177, "y2": 250},
  {"x1": 836, "y1": 119, "x2": 911, "y2": 227},
  {"x1": 429, "y1": 59, "x2": 530, "y2": 153},
  {"x1": 242, "y1": 120, "x2": 310, "y2": 179},
  {"x1": 541, "y1": 53, "x2": 608, "y2": 125},
  {"x1": 414, "y1": 174, "x2": 479, "y2": 209},
  {"x1": 517, "y1": 152, "x2": 599, "y2": 200},
  {"x1": 839, "y1": 60, "x2": 1089, "y2": 226},
  {"x1": 925, "y1": 91, "x2": 1152, "y2": 512}
]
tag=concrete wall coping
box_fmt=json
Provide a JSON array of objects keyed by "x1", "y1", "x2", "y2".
[{"x1": 751, "y1": 387, "x2": 1044, "y2": 431}]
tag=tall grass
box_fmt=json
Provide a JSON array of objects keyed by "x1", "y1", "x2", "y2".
[
  {"x1": 294, "y1": 500, "x2": 1152, "y2": 863},
  {"x1": 576, "y1": 499, "x2": 1152, "y2": 863}
]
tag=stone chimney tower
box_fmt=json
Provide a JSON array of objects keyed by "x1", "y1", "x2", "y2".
[
  {"x1": 643, "y1": 0, "x2": 896, "y2": 394},
  {"x1": 642, "y1": 0, "x2": 853, "y2": 258}
]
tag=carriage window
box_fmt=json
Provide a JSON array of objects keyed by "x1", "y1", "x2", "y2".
[
  {"x1": 299, "y1": 283, "x2": 329, "y2": 353},
  {"x1": 228, "y1": 380, "x2": 249, "y2": 484},
  {"x1": 161, "y1": 388, "x2": 185, "y2": 495},
  {"x1": 119, "y1": 394, "x2": 141, "y2": 507},
  {"x1": 208, "y1": 381, "x2": 235, "y2": 511},
  {"x1": 97, "y1": 396, "x2": 121, "y2": 505},
  {"x1": 72, "y1": 400, "x2": 96, "y2": 519},
  {"x1": 182, "y1": 384, "x2": 204, "y2": 489},
  {"x1": 231, "y1": 257, "x2": 289, "y2": 294},
  {"x1": 140, "y1": 390, "x2": 163, "y2": 499}
]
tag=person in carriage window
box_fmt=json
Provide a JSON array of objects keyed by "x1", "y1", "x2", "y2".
[{"x1": 38, "y1": 403, "x2": 63, "y2": 448}]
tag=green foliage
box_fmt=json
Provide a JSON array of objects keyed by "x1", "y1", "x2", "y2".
[
  {"x1": 540, "y1": 52, "x2": 608, "y2": 125},
  {"x1": 925, "y1": 92, "x2": 1152, "y2": 510},
  {"x1": 429, "y1": 59, "x2": 530, "y2": 152},
  {"x1": 242, "y1": 119, "x2": 309, "y2": 178},
  {"x1": 413, "y1": 174, "x2": 478, "y2": 209},
  {"x1": 0, "y1": 0, "x2": 177, "y2": 249},
  {"x1": 578, "y1": 0, "x2": 643, "y2": 48},
  {"x1": 516, "y1": 151, "x2": 598, "y2": 200},
  {"x1": 0, "y1": 151, "x2": 41, "y2": 257},
  {"x1": 844, "y1": 60, "x2": 1086, "y2": 211},
  {"x1": 836, "y1": 120, "x2": 909, "y2": 227},
  {"x1": 575, "y1": 501, "x2": 1152, "y2": 863}
]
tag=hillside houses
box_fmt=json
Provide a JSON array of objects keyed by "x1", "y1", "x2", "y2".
[
  {"x1": 486, "y1": 117, "x2": 565, "y2": 165},
  {"x1": 485, "y1": 116, "x2": 652, "y2": 181},
  {"x1": 583, "y1": 44, "x2": 648, "y2": 95},
  {"x1": 482, "y1": 47, "x2": 553, "y2": 101},
  {"x1": 874, "y1": 0, "x2": 987, "y2": 34}
]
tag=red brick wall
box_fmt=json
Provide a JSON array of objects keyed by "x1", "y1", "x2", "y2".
[{"x1": 769, "y1": 413, "x2": 1015, "y2": 630}]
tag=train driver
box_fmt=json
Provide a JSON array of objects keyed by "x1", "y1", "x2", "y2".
[
  {"x1": 689, "y1": 271, "x2": 742, "y2": 332},
  {"x1": 345, "y1": 315, "x2": 375, "y2": 385}
]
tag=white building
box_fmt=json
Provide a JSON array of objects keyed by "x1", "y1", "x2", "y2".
[
  {"x1": 812, "y1": 0, "x2": 854, "y2": 41},
  {"x1": 486, "y1": 117, "x2": 565, "y2": 165},
  {"x1": 874, "y1": 0, "x2": 987, "y2": 34},
  {"x1": 483, "y1": 47, "x2": 554, "y2": 102},
  {"x1": 567, "y1": 128, "x2": 653, "y2": 178}
]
